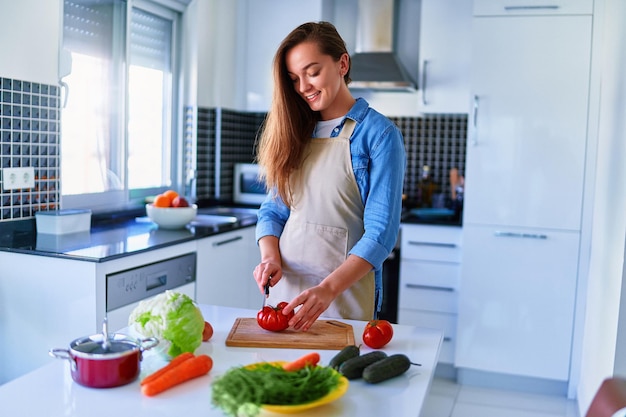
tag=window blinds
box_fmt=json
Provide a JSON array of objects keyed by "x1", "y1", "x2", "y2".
[
  {"x1": 63, "y1": 0, "x2": 118, "y2": 57},
  {"x1": 64, "y1": 0, "x2": 173, "y2": 72},
  {"x1": 130, "y1": 8, "x2": 172, "y2": 71}
]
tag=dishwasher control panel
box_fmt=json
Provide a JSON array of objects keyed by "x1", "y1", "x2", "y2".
[{"x1": 106, "y1": 252, "x2": 196, "y2": 312}]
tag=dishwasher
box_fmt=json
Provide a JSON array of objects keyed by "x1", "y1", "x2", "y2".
[{"x1": 105, "y1": 252, "x2": 197, "y2": 331}]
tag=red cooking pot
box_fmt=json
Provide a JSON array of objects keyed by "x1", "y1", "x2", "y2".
[{"x1": 49, "y1": 333, "x2": 158, "y2": 388}]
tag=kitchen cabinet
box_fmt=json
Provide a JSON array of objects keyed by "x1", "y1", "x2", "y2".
[
  {"x1": 398, "y1": 224, "x2": 462, "y2": 364},
  {"x1": 457, "y1": 225, "x2": 580, "y2": 380},
  {"x1": 416, "y1": 0, "x2": 472, "y2": 114},
  {"x1": 196, "y1": 226, "x2": 261, "y2": 310},
  {"x1": 0, "y1": 0, "x2": 61, "y2": 84},
  {"x1": 463, "y1": 15, "x2": 591, "y2": 231},
  {"x1": 473, "y1": 0, "x2": 593, "y2": 16},
  {"x1": 456, "y1": 13, "x2": 592, "y2": 382}
]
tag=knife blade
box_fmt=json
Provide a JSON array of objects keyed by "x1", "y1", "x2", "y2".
[{"x1": 261, "y1": 277, "x2": 271, "y2": 309}]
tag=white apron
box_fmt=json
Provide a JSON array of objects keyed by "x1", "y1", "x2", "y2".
[{"x1": 267, "y1": 119, "x2": 375, "y2": 320}]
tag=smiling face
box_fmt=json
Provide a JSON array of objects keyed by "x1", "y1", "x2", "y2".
[{"x1": 285, "y1": 41, "x2": 354, "y2": 121}]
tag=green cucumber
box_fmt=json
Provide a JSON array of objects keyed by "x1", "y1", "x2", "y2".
[
  {"x1": 328, "y1": 345, "x2": 360, "y2": 370},
  {"x1": 362, "y1": 354, "x2": 413, "y2": 384},
  {"x1": 338, "y1": 351, "x2": 387, "y2": 380}
]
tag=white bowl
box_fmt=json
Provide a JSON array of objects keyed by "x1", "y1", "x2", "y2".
[{"x1": 146, "y1": 203, "x2": 197, "y2": 229}]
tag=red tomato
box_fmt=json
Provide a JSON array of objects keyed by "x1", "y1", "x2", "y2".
[
  {"x1": 256, "y1": 301, "x2": 294, "y2": 332},
  {"x1": 202, "y1": 321, "x2": 213, "y2": 341},
  {"x1": 362, "y1": 319, "x2": 394, "y2": 349}
]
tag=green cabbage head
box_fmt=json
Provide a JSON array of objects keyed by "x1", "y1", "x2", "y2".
[{"x1": 129, "y1": 290, "x2": 204, "y2": 358}]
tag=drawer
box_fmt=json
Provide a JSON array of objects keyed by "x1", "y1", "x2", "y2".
[
  {"x1": 401, "y1": 224, "x2": 461, "y2": 262},
  {"x1": 398, "y1": 309, "x2": 456, "y2": 364},
  {"x1": 400, "y1": 259, "x2": 459, "y2": 289},
  {"x1": 473, "y1": 0, "x2": 592, "y2": 16},
  {"x1": 399, "y1": 284, "x2": 458, "y2": 314}
]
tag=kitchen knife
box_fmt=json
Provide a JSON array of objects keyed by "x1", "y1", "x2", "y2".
[{"x1": 262, "y1": 277, "x2": 270, "y2": 309}]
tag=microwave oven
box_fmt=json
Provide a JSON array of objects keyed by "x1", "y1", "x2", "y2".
[{"x1": 233, "y1": 163, "x2": 267, "y2": 206}]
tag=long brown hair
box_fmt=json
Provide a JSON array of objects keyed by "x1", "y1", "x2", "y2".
[{"x1": 256, "y1": 21, "x2": 351, "y2": 207}]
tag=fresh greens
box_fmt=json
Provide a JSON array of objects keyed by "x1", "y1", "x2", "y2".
[
  {"x1": 211, "y1": 363, "x2": 342, "y2": 417},
  {"x1": 128, "y1": 290, "x2": 204, "y2": 357}
]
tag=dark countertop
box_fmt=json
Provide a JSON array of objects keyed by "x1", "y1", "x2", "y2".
[
  {"x1": 0, "y1": 205, "x2": 258, "y2": 263},
  {"x1": 0, "y1": 202, "x2": 461, "y2": 263},
  {"x1": 400, "y1": 206, "x2": 463, "y2": 227}
]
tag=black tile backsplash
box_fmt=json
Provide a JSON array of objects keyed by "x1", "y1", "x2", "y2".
[
  {"x1": 392, "y1": 114, "x2": 467, "y2": 203},
  {"x1": 196, "y1": 107, "x2": 217, "y2": 199},
  {"x1": 195, "y1": 108, "x2": 265, "y2": 201},
  {"x1": 194, "y1": 107, "x2": 467, "y2": 205},
  {"x1": 0, "y1": 77, "x2": 61, "y2": 222}
]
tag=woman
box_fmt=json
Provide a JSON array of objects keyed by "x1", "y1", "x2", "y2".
[{"x1": 253, "y1": 21, "x2": 406, "y2": 331}]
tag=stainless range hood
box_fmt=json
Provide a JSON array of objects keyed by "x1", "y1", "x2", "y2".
[{"x1": 349, "y1": 0, "x2": 416, "y2": 92}]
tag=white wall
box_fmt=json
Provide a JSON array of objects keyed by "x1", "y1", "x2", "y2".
[
  {"x1": 0, "y1": 0, "x2": 61, "y2": 84},
  {"x1": 577, "y1": 0, "x2": 626, "y2": 413}
]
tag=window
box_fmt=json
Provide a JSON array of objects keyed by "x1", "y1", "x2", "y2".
[{"x1": 61, "y1": 0, "x2": 183, "y2": 211}]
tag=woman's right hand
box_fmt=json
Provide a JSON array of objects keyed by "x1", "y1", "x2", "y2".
[
  {"x1": 254, "y1": 236, "x2": 283, "y2": 294},
  {"x1": 253, "y1": 261, "x2": 282, "y2": 294}
]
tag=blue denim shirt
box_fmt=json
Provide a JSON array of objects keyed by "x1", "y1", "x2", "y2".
[{"x1": 255, "y1": 97, "x2": 406, "y2": 312}]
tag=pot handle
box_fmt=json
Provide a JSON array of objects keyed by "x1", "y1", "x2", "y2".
[
  {"x1": 139, "y1": 337, "x2": 159, "y2": 352},
  {"x1": 49, "y1": 348, "x2": 77, "y2": 372}
]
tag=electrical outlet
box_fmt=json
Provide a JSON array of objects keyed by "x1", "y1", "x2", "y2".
[{"x1": 2, "y1": 167, "x2": 35, "y2": 191}]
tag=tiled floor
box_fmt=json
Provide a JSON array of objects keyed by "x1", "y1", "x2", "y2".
[{"x1": 420, "y1": 376, "x2": 581, "y2": 417}]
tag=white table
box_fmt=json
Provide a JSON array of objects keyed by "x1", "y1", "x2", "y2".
[{"x1": 0, "y1": 304, "x2": 442, "y2": 417}]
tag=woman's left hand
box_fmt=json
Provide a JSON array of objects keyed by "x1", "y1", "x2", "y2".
[{"x1": 281, "y1": 286, "x2": 334, "y2": 331}]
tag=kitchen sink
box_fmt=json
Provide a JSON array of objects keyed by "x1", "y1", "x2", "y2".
[
  {"x1": 198, "y1": 206, "x2": 259, "y2": 216},
  {"x1": 189, "y1": 214, "x2": 238, "y2": 227},
  {"x1": 197, "y1": 206, "x2": 259, "y2": 223}
]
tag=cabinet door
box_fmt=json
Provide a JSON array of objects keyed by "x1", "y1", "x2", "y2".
[
  {"x1": 0, "y1": 0, "x2": 61, "y2": 84},
  {"x1": 455, "y1": 225, "x2": 580, "y2": 380},
  {"x1": 473, "y1": 0, "x2": 593, "y2": 16},
  {"x1": 464, "y1": 15, "x2": 592, "y2": 230},
  {"x1": 417, "y1": 0, "x2": 472, "y2": 113},
  {"x1": 196, "y1": 227, "x2": 259, "y2": 309}
]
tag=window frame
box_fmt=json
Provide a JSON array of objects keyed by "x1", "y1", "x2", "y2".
[{"x1": 61, "y1": 0, "x2": 185, "y2": 213}]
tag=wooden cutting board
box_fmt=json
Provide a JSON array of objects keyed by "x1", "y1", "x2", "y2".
[{"x1": 225, "y1": 318, "x2": 355, "y2": 350}]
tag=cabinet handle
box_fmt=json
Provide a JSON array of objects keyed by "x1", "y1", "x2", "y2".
[
  {"x1": 212, "y1": 235, "x2": 243, "y2": 247},
  {"x1": 494, "y1": 231, "x2": 548, "y2": 240},
  {"x1": 406, "y1": 283, "x2": 455, "y2": 292},
  {"x1": 60, "y1": 80, "x2": 69, "y2": 108},
  {"x1": 471, "y1": 95, "x2": 479, "y2": 146},
  {"x1": 443, "y1": 336, "x2": 452, "y2": 342},
  {"x1": 407, "y1": 240, "x2": 457, "y2": 248},
  {"x1": 421, "y1": 60, "x2": 429, "y2": 106},
  {"x1": 504, "y1": 5, "x2": 560, "y2": 11}
]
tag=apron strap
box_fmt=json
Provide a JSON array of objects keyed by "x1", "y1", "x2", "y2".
[{"x1": 337, "y1": 118, "x2": 357, "y2": 140}]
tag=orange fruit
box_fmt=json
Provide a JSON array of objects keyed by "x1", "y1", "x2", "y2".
[
  {"x1": 153, "y1": 194, "x2": 171, "y2": 208},
  {"x1": 163, "y1": 190, "x2": 178, "y2": 203}
]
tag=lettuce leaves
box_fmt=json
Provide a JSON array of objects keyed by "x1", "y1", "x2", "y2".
[{"x1": 129, "y1": 290, "x2": 204, "y2": 357}]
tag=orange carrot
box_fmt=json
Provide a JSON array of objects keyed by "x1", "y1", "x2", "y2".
[
  {"x1": 140, "y1": 352, "x2": 195, "y2": 386},
  {"x1": 141, "y1": 354, "x2": 213, "y2": 396},
  {"x1": 282, "y1": 352, "x2": 321, "y2": 372}
]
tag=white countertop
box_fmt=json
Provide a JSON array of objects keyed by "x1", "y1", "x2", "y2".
[{"x1": 0, "y1": 304, "x2": 442, "y2": 417}]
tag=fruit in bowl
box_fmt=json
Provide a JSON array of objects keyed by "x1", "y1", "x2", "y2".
[{"x1": 146, "y1": 190, "x2": 197, "y2": 229}]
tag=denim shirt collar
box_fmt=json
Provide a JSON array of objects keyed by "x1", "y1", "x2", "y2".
[{"x1": 329, "y1": 97, "x2": 369, "y2": 138}]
